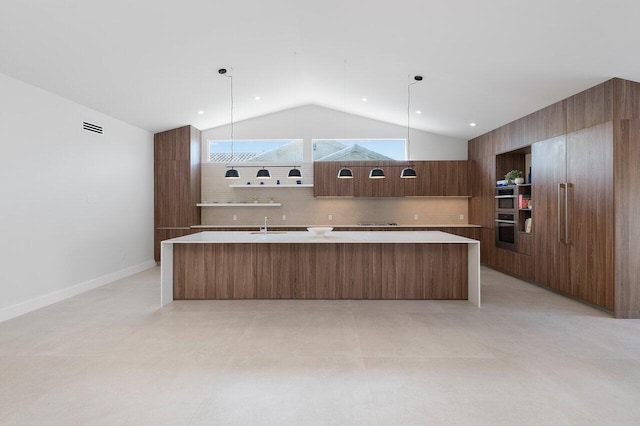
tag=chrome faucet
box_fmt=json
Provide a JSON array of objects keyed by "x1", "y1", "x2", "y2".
[{"x1": 263, "y1": 216, "x2": 268, "y2": 234}]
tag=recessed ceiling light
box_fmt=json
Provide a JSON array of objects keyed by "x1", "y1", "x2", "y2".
[
  {"x1": 361, "y1": 97, "x2": 367, "y2": 102},
  {"x1": 254, "y1": 96, "x2": 261, "y2": 101},
  {"x1": 469, "y1": 122, "x2": 477, "y2": 127},
  {"x1": 415, "y1": 110, "x2": 422, "y2": 114},
  {"x1": 198, "y1": 110, "x2": 205, "y2": 115}
]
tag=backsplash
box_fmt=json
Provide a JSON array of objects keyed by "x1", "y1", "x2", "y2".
[{"x1": 201, "y1": 163, "x2": 469, "y2": 226}]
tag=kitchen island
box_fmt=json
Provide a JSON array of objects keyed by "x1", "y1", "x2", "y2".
[{"x1": 161, "y1": 231, "x2": 480, "y2": 306}]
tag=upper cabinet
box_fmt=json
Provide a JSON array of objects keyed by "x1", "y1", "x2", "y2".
[
  {"x1": 313, "y1": 160, "x2": 469, "y2": 197},
  {"x1": 154, "y1": 125, "x2": 201, "y2": 227}
]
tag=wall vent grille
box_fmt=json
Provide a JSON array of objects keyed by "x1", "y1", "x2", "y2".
[{"x1": 82, "y1": 121, "x2": 103, "y2": 134}]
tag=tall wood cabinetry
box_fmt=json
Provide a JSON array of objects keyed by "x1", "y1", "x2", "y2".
[
  {"x1": 469, "y1": 78, "x2": 639, "y2": 317},
  {"x1": 154, "y1": 125, "x2": 201, "y2": 261},
  {"x1": 532, "y1": 125, "x2": 614, "y2": 310}
]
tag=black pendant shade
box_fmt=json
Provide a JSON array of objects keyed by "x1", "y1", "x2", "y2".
[
  {"x1": 225, "y1": 168, "x2": 240, "y2": 179},
  {"x1": 369, "y1": 167, "x2": 385, "y2": 179},
  {"x1": 287, "y1": 167, "x2": 302, "y2": 179},
  {"x1": 400, "y1": 167, "x2": 417, "y2": 178},
  {"x1": 256, "y1": 168, "x2": 272, "y2": 179},
  {"x1": 337, "y1": 167, "x2": 354, "y2": 179}
]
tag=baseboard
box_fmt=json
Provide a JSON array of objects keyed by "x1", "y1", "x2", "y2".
[{"x1": 0, "y1": 260, "x2": 156, "y2": 323}]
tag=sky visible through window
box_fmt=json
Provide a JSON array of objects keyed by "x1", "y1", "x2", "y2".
[
  {"x1": 210, "y1": 140, "x2": 292, "y2": 154},
  {"x1": 314, "y1": 139, "x2": 404, "y2": 159},
  {"x1": 208, "y1": 138, "x2": 406, "y2": 162}
]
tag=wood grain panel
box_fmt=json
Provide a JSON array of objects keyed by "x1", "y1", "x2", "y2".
[
  {"x1": 567, "y1": 122, "x2": 614, "y2": 310},
  {"x1": 226, "y1": 244, "x2": 256, "y2": 298},
  {"x1": 477, "y1": 228, "x2": 494, "y2": 266},
  {"x1": 539, "y1": 100, "x2": 567, "y2": 142},
  {"x1": 154, "y1": 127, "x2": 189, "y2": 161},
  {"x1": 353, "y1": 162, "x2": 385, "y2": 197},
  {"x1": 394, "y1": 244, "x2": 424, "y2": 299},
  {"x1": 154, "y1": 125, "x2": 201, "y2": 228},
  {"x1": 532, "y1": 136, "x2": 569, "y2": 291},
  {"x1": 155, "y1": 160, "x2": 191, "y2": 226},
  {"x1": 343, "y1": 244, "x2": 381, "y2": 298},
  {"x1": 422, "y1": 244, "x2": 468, "y2": 299},
  {"x1": 614, "y1": 119, "x2": 640, "y2": 317},
  {"x1": 613, "y1": 78, "x2": 640, "y2": 120},
  {"x1": 312, "y1": 244, "x2": 345, "y2": 298},
  {"x1": 516, "y1": 246, "x2": 535, "y2": 280},
  {"x1": 314, "y1": 160, "x2": 469, "y2": 197},
  {"x1": 517, "y1": 232, "x2": 533, "y2": 256},
  {"x1": 172, "y1": 241, "x2": 470, "y2": 300},
  {"x1": 256, "y1": 244, "x2": 314, "y2": 298},
  {"x1": 190, "y1": 127, "x2": 202, "y2": 226},
  {"x1": 469, "y1": 156, "x2": 496, "y2": 229},
  {"x1": 566, "y1": 80, "x2": 613, "y2": 133},
  {"x1": 313, "y1": 162, "x2": 355, "y2": 197}
]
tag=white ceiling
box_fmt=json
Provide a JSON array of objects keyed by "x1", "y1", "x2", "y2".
[{"x1": 2, "y1": 0, "x2": 640, "y2": 140}]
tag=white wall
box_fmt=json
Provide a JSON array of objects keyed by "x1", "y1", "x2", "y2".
[
  {"x1": 0, "y1": 73, "x2": 155, "y2": 322},
  {"x1": 201, "y1": 105, "x2": 467, "y2": 161}
]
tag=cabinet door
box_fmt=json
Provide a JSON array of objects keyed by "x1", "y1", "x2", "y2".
[
  {"x1": 155, "y1": 160, "x2": 191, "y2": 227},
  {"x1": 154, "y1": 126, "x2": 200, "y2": 227},
  {"x1": 313, "y1": 162, "x2": 354, "y2": 197},
  {"x1": 566, "y1": 122, "x2": 614, "y2": 310},
  {"x1": 532, "y1": 136, "x2": 570, "y2": 292},
  {"x1": 434, "y1": 161, "x2": 469, "y2": 196},
  {"x1": 468, "y1": 156, "x2": 495, "y2": 229}
]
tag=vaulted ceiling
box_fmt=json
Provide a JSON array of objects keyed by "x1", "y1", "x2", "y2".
[{"x1": 2, "y1": 0, "x2": 639, "y2": 139}]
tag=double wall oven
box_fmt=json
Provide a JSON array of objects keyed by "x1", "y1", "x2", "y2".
[{"x1": 495, "y1": 186, "x2": 518, "y2": 251}]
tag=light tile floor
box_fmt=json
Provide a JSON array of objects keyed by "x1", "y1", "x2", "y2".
[{"x1": 1, "y1": 267, "x2": 639, "y2": 425}]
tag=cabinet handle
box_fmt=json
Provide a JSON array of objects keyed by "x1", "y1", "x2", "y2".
[
  {"x1": 494, "y1": 219, "x2": 516, "y2": 224},
  {"x1": 557, "y1": 183, "x2": 565, "y2": 243},
  {"x1": 565, "y1": 182, "x2": 572, "y2": 245}
]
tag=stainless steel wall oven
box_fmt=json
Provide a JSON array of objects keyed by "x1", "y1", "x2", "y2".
[{"x1": 495, "y1": 186, "x2": 518, "y2": 251}]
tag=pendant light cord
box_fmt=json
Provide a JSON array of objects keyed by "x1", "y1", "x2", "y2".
[
  {"x1": 407, "y1": 77, "x2": 419, "y2": 160},
  {"x1": 229, "y1": 73, "x2": 234, "y2": 162}
]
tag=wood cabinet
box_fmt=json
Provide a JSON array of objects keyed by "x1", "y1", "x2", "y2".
[
  {"x1": 532, "y1": 136, "x2": 570, "y2": 293},
  {"x1": 172, "y1": 242, "x2": 468, "y2": 300},
  {"x1": 531, "y1": 124, "x2": 614, "y2": 310},
  {"x1": 468, "y1": 78, "x2": 640, "y2": 317},
  {"x1": 614, "y1": 119, "x2": 640, "y2": 318},
  {"x1": 313, "y1": 160, "x2": 469, "y2": 197},
  {"x1": 468, "y1": 156, "x2": 495, "y2": 229},
  {"x1": 154, "y1": 125, "x2": 201, "y2": 261},
  {"x1": 313, "y1": 162, "x2": 355, "y2": 197},
  {"x1": 566, "y1": 123, "x2": 614, "y2": 309}
]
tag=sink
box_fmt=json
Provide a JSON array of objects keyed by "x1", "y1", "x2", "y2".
[{"x1": 249, "y1": 231, "x2": 287, "y2": 234}]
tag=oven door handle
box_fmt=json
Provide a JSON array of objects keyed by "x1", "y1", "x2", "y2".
[
  {"x1": 494, "y1": 219, "x2": 516, "y2": 224},
  {"x1": 494, "y1": 195, "x2": 517, "y2": 199}
]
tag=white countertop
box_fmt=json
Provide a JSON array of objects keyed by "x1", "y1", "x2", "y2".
[
  {"x1": 190, "y1": 224, "x2": 481, "y2": 229},
  {"x1": 163, "y1": 231, "x2": 479, "y2": 244}
]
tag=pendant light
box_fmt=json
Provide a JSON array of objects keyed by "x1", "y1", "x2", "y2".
[
  {"x1": 287, "y1": 167, "x2": 302, "y2": 179},
  {"x1": 402, "y1": 75, "x2": 422, "y2": 179},
  {"x1": 225, "y1": 168, "x2": 240, "y2": 179},
  {"x1": 369, "y1": 167, "x2": 385, "y2": 179},
  {"x1": 220, "y1": 68, "x2": 240, "y2": 179},
  {"x1": 256, "y1": 167, "x2": 271, "y2": 179},
  {"x1": 337, "y1": 167, "x2": 354, "y2": 178},
  {"x1": 400, "y1": 167, "x2": 417, "y2": 178}
]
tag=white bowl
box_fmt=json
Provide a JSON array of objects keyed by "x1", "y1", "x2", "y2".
[{"x1": 307, "y1": 227, "x2": 333, "y2": 236}]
